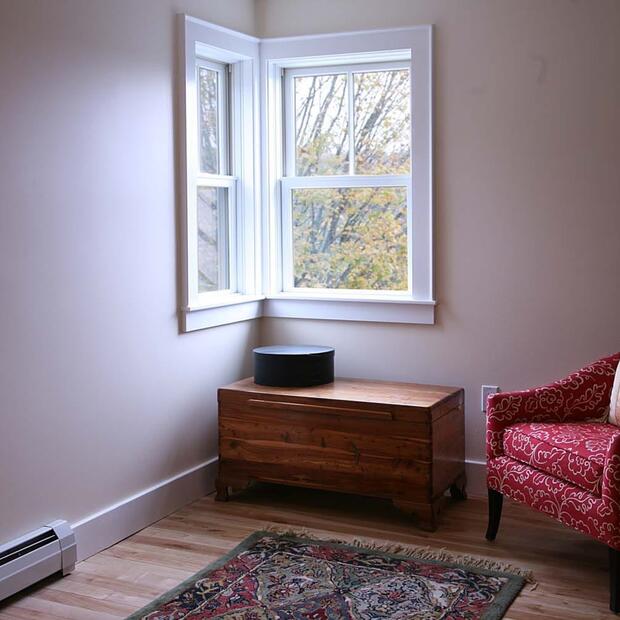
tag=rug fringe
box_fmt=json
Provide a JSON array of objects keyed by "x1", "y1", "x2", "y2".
[{"x1": 263, "y1": 524, "x2": 535, "y2": 584}]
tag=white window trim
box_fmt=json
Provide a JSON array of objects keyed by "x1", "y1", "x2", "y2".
[
  {"x1": 180, "y1": 18, "x2": 434, "y2": 330},
  {"x1": 261, "y1": 26, "x2": 435, "y2": 325},
  {"x1": 180, "y1": 16, "x2": 262, "y2": 332}
]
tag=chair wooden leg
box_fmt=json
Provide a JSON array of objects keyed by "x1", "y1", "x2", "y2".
[
  {"x1": 485, "y1": 488, "x2": 503, "y2": 541},
  {"x1": 611, "y1": 547, "x2": 620, "y2": 614}
]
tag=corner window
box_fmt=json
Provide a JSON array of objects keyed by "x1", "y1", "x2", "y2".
[{"x1": 181, "y1": 17, "x2": 434, "y2": 330}]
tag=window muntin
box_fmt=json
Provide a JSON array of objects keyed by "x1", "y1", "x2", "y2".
[{"x1": 282, "y1": 61, "x2": 412, "y2": 295}]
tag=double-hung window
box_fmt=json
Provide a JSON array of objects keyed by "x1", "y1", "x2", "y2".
[
  {"x1": 281, "y1": 61, "x2": 412, "y2": 295},
  {"x1": 195, "y1": 59, "x2": 233, "y2": 295},
  {"x1": 181, "y1": 17, "x2": 261, "y2": 332},
  {"x1": 262, "y1": 27, "x2": 434, "y2": 324}
]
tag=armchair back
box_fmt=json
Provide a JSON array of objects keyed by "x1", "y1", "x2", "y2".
[{"x1": 486, "y1": 352, "x2": 620, "y2": 460}]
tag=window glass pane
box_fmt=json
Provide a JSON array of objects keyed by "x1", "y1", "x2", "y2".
[
  {"x1": 198, "y1": 67, "x2": 219, "y2": 174},
  {"x1": 292, "y1": 186, "x2": 408, "y2": 290},
  {"x1": 197, "y1": 186, "x2": 229, "y2": 292},
  {"x1": 354, "y1": 69, "x2": 410, "y2": 174},
  {"x1": 294, "y1": 74, "x2": 348, "y2": 176}
]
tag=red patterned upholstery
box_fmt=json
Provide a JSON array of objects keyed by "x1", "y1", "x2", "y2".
[
  {"x1": 486, "y1": 352, "x2": 620, "y2": 551},
  {"x1": 503, "y1": 422, "x2": 620, "y2": 495}
]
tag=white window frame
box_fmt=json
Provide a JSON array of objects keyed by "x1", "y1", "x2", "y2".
[
  {"x1": 180, "y1": 16, "x2": 263, "y2": 332},
  {"x1": 261, "y1": 27, "x2": 434, "y2": 325}
]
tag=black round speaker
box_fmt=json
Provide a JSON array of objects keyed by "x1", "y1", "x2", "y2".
[{"x1": 253, "y1": 345, "x2": 335, "y2": 387}]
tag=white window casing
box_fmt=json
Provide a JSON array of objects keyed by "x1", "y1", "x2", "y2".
[
  {"x1": 261, "y1": 26, "x2": 434, "y2": 325},
  {"x1": 180, "y1": 16, "x2": 262, "y2": 332},
  {"x1": 180, "y1": 18, "x2": 434, "y2": 330}
]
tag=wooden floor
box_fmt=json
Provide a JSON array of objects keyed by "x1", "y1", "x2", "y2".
[{"x1": 0, "y1": 484, "x2": 615, "y2": 619}]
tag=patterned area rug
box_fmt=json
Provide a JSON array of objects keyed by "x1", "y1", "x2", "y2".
[{"x1": 127, "y1": 531, "x2": 526, "y2": 619}]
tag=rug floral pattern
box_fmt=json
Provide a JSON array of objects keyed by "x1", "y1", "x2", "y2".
[{"x1": 128, "y1": 532, "x2": 524, "y2": 620}]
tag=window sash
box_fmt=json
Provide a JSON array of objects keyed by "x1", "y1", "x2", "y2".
[
  {"x1": 189, "y1": 58, "x2": 237, "y2": 305},
  {"x1": 283, "y1": 60, "x2": 411, "y2": 178},
  {"x1": 280, "y1": 174, "x2": 412, "y2": 295},
  {"x1": 196, "y1": 58, "x2": 229, "y2": 176},
  {"x1": 188, "y1": 175, "x2": 237, "y2": 304}
]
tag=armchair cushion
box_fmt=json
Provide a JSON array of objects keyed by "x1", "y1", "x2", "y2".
[{"x1": 503, "y1": 422, "x2": 620, "y2": 495}]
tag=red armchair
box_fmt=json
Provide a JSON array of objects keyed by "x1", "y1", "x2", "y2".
[{"x1": 485, "y1": 352, "x2": 620, "y2": 613}]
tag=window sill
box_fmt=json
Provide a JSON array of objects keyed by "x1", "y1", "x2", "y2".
[
  {"x1": 263, "y1": 295, "x2": 435, "y2": 325},
  {"x1": 182, "y1": 293, "x2": 436, "y2": 331},
  {"x1": 182, "y1": 295, "x2": 264, "y2": 332}
]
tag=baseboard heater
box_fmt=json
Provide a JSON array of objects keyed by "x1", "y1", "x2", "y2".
[{"x1": 0, "y1": 520, "x2": 76, "y2": 601}]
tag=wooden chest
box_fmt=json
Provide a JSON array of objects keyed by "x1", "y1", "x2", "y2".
[{"x1": 216, "y1": 377, "x2": 465, "y2": 530}]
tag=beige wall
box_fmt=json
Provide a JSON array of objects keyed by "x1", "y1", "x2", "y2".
[
  {"x1": 257, "y1": 0, "x2": 620, "y2": 465},
  {"x1": 1, "y1": 0, "x2": 619, "y2": 546},
  {"x1": 0, "y1": 0, "x2": 258, "y2": 543}
]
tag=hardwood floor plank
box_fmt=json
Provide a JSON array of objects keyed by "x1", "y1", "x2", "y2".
[{"x1": 0, "y1": 484, "x2": 615, "y2": 618}]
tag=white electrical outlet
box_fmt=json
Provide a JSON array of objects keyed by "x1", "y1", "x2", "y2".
[{"x1": 481, "y1": 385, "x2": 500, "y2": 412}]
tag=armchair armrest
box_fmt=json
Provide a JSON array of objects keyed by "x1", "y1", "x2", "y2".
[{"x1": 487, "y1": 352, "x2": 620, "y2": 459}]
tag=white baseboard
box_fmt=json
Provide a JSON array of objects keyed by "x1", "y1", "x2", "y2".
[
  {"x1": 69, "y1": 456, "x2": 486, "y2": 563},
  {"x1": 465, "y1": 459, "x2": 487, "y2": 498},
  {"x1": 71, "y1": 457, "x2": 218, "y2": 562}
]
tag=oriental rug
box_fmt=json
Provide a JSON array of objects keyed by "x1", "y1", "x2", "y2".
[{"x1": 127, "y1": 531, "x2": 527, "y2": 619}]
